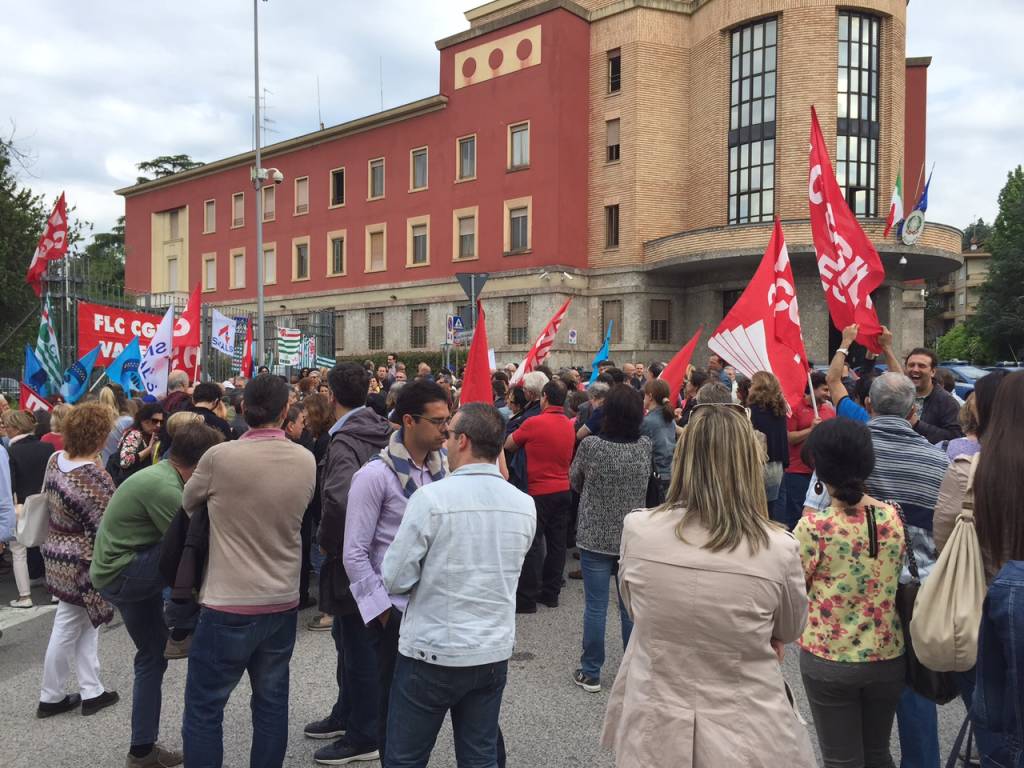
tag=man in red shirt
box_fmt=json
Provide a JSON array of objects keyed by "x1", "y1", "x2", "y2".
[
  {"x1": 780, "y1": 371, "x2": 834, "y2": 530},
  {"x1": 505, "y1": 380, "x2": 576, "y2": 613}
]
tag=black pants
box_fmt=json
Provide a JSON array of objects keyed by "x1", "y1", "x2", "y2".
[
  {"x1": 368, "y1": 606, "x2": 402, "y2": 762},
  {"x1": 299, "y1": 507, "x2": 314, "y2": 604},
  {"x1": 517, "y1": 490, "x2": 571, "y2": 609},
  {"x1": 800, "y1": 650, "x2": 906, "y2": 768}
]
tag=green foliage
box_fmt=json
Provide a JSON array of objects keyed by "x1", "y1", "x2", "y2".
[
  {"x1": 136, "y1": 155, "x2": 204, "y2": 184},
  {"x1": 961, "y1": 217, "x2": 992, "y2": 251},
  {"x1": 935, "y1": 322, "x2": 993, "y2": 364},
  {"x1": 80, "y1": 215, "x2": 125, "y2": 291},
  {"x1": 974, "y1": 166, "x2": 1024, "y2": 362}
]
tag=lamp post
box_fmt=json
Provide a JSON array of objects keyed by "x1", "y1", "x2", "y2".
[{"x1": 253, "y1": 0, "x2": 265, "y2": 367}]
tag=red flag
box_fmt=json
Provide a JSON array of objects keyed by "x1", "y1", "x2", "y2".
[
  {"x1": 658, "y1": 327, "x2": 703, "y2": 406},
  {"x1": 509, "y1": 298, "x2": 572, "y2": 386},
  {"x1": 808, "y1": 106, "x2": 885, "y2": 352},
  {"x1": 25, "y1": 193, "x2": 69, "y2": 297},
  {"x1": 459, "y1": 302, "x2": 492, "y2": 405},
  {"x1": 708, "y1": 220, "x2": 810, "y2": 411},
  {"x1": 170, "y1": 283, "x2": 202, "y2": 377},
  {"x1": 241, "y1": 318, "x2": 254, "y2": 377},
  {"x1": 19, "y1": 383, "x2": 52, "y2": 412}
]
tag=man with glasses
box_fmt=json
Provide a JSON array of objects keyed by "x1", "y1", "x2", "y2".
[{"x1": 343, "y1": 380, "x2": 450, "y2": 764}]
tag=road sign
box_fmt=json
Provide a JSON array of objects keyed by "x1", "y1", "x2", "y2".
[
  {"x1": 456, "y1": 272, "x2": 489, "y2": 304},
  {"x1": 445, "y1": 314, "x2": 455, "y2": 345},
  {"x1": 452, "y1": 315, "x2": 465, "y2": 333},
  {"x1": 567, "y1": 329, "x2": 578, "y2": 345},
  {"x1": 455, "y1": 329, "x2": 474, "y2": 345}
]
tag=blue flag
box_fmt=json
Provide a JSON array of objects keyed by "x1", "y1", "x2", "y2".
[
  {"x1": 914, "y1": 170, "x2": 932, "y2": 213},
  {"x1": 61, "y1": 345, "x2": 101, "y2": 404},
  {"x1": 588, "y1": 321, "x2": 614, "y2": 385},
  {"x1": 105, "y1": 337, "x2": 144, "y2": 393},
  {"x1": 24, "y1": 344, "x2": 49, "y2": 397}
]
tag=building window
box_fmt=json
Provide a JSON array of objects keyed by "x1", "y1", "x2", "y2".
[
  {"x1": 232, "y1": 192, "x2": 244, "y2": 227},
  {"x1": 369, "y1": 158, "x2": 385, "y2": 199},
  {"x1": 410, "y1": 308, "x2": 428, "y2": 349},
  {"x1": 723, "y1": 289, "x2": 743, "y2": 317},
  {"x1": 368, "y1": 311, "x2": 384, "y2": 350},
  {"x1": 407, "y1": 217, "x2": 430, "y2": 267},
  {"x1": 601, "y1": 300, "x2": 623, "y2": 343},
  {"x1": 262, "y1": 185, "x2": 275, "y2": 221},
  {"x1": 327, "y1": 231, "x2": 346, "y2": 276},
  {"x1": 650, "y1": 299, "x2": 670, "y2": 343},
  {"x1": 605, "y1": 204, "x2": 620, "y2": 248},
  {"x1": 230, "y1": 248, "x2": 245, "y2": 289},
  {"x1": 728, "y1": 17, "x2": 777, "y2": 224},
  {"x1": 168, "y1": 209, "x2": 180, "y2": 240},
  {"x1": 294, "y1": 176, "x2": 309, "y2": 215},
  {"x1": 606, "y1": 119, "x2": 620, "y2": 162},
  {"x1": 263, "y1": 245, "x2": 276, "y2": 285},
  {"x1": 334, "y1": 312, "x2": 345, "y2": 351},
  {"x1": 366, "y1": 225, "x2": 387, "y2": 272},
  {"x1": 167, "y1": 257, "x2": 178, "y2": 292},
  {"x1": 203, "y1": 200, "x2": 216, "y2": 234},
  {"x1": 608, "y1": 49, "x2": 621, "y2": 93},
  {"x1": 509, "y1": 207, "x2": 529, "y2": 251},
  {"x1": 837, "y1": 12, "x2": 880, "y2": 217},
  {"x1": 507, "y1": 301, "x2": 528, "y2": 345},
  {"x1": 509, "y1": 122, "x2": 529, "y2": 169},
  {"x1": 457, "y1": 135, "x2": 476, "y2": 180},
  {"x1": 411, "y1": 147, "x2": 428, "y2": 191},
  {"x1": 330, "y1": 167, "x2": 346, "y2": 206},
  {"x1": 456, "y1": 210, "x2": 476, "y2": 261},
  {"x1": 293, "y1": 238, "x2": 309, "y2": 281},
  {"x1": 456, "y1": 304, "x2": 473, "y2": 326},
  {"x1": 203, "y1": 253, "x2": 216, "y2": 291}
]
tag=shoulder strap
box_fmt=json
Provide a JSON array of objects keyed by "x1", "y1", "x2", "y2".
[
  {"x1": 890, "y1": 501, "x2": 921, "y2": 583},
  {"x1": 962, "y1": 453, "x2": 981, "y2": 514}
]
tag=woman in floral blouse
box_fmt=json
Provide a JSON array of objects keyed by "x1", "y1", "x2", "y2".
[
  {"x1": 114, "y1": 403, "x2": 164, "y2": 484},
  {"x1": 794, "y1": 417, "x2": 906, "y2": 768}
]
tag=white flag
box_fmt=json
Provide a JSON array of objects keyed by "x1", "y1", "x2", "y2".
[
  {"x1": 210, "y1": 309, "x2": 236, "y2": 356},
  {"x1": 139, "y1": 306, "x2": 175, "y2": 398}
]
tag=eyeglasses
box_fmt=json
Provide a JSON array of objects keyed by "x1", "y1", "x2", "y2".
[
  {"x1": 414, "y1": 415, "x2": 451, "y2": 428},
  {"x1": 149, "y1": 418, "x2": 164, "y2": 424}
]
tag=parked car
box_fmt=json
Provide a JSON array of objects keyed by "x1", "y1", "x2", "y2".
[
  {"x1": 0, "y1": 376, "x2": 18, "y2": 404},
  {"x1": 938, "y1": 362, "x2": 991, "y2": 399},
  {"x1": 985, "y1": 363, "x2": 1024, "y2": 374}
]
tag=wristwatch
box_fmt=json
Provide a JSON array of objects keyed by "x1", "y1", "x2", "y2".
[{"x1": 836, "y1": 348, "x2": 849, "y2": 356}]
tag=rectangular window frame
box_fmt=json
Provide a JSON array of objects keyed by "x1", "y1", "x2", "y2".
[
  {"x1": 507, "y1": 121, "x2": 530, "y2": 170},
  {"x1": 606, "y1": 118, "x2": 621, "y2": 163},
  {"x1": 292, "y1": 236, "x2": 310, "y2": 282},
  {"x1": 456, "y1": 134, "x2": 477, "y2": 182},
  {"x1": 836, "y1": 11, "x2": 881, "y2": 218},
  {"x1": 203, "y1": 199, "x2": 216, "y2": 234},
  {"x1": 365, "y1": 223, "x2": 388, "y2": 273},
  {"x1": 294, "y1": 176, "x2": 309, "y2": 216},
  {"x1": 452, "y1": 205, "x2": 479, "y2": 262},
  {"x1": 601, "y1": 300, "x2": 624, "y2": 344},
  {"x1": 368, "y1": 311, "x2": 385, "y2": 351},
  {"x1": 231, "y1": 192, "x2": 244, "y2": 228},
  {"x1": 334, "y1": 312, "x2": 346, "y2": 351},
  {"x1": 326, "y1": 228, "x2": 347, "y2": 277},
  {"x1": 605, "y1": 204, "x2": 620, "y2": 249},
  {"x1": 650, "y1": 299, "x2": 671, "y2": 343},
  {"x1": 503, "y1": 196, "x2": 532, "y2": 255},
  {"x1": 168, "y1": 209, "x2": 180, "y2": 240},
  {"x1": 406, "y1": 215, "x2": 430, "y2": 268},
  {"x1": 608, "y1": 48, "x2": 621, "y2": 94},
  {"x1": 262, "y1": 185, "x2": 276, "y2": 222},
  {"x1": 166, "y1": 257, "x2": 179, "y2": 293},
  {"x1": 410, "y1": 146, "x2": 429, "y2": 192},
  {"x1": 329, "y1": 166, "x2": 346, "y2": 208},
  {"x1": 409, "y1": 307, "x2": 429, "y2": 349},
  {"x1": 368, "y1": 157, "x2": 385, "y2": 200},
  {"x1": 229, "y1": 246, "x2": 246, "y2": 290},
  {"x1": 263, "y1": 242, "x2": 277, "y2": 285},
  {"x1": 202, "y1": 252, "x2": 217, "y2": 292},
  {"x1": 507, "y1": 300, "x2": 529, "y2": 345}
]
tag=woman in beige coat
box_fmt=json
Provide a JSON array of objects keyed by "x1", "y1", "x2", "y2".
[{"x1": 601, "y1": 403, "x2": 814, "y2": 768}]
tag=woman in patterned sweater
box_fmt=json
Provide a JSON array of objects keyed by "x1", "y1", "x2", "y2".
[{"x1": 37, "y1": 402, "x2": 120, "y2": 718}]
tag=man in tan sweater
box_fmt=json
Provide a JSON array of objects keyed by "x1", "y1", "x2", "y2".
[{"x1": 181, "y1": 373, "x2": 316, "y2": 768}]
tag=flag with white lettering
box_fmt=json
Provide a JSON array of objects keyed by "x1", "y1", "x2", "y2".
[
  {"x1": 26, "y1": 193, "x2": 69, "y2": 297},
  {"x1": 509, "y1": 298, "x2": 572, "y2": 386},
  {"x1": 210, "y1": 309, "x2": 236, "y2": 356},
  {"x1": 808, "y1": 106, "x2": 884, "y2": 353},
  {"x1": 277, "y1": 327, "x2": 301, "y2": 366},
  {"x1": 139, "y1": 306, "x2": 175, "y2": 398}
]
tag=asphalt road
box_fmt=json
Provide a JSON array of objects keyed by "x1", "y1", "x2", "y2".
[{"x1": 0, "y1": 563, "x2": 971, "y2": 767}]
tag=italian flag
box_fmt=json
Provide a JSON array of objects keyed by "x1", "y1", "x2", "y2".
[{"x1": 883, "y1": 171, "x2": 903, "y2": 238}]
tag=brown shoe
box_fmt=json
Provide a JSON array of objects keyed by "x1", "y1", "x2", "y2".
[
  {"x1": 569, "y1": 568, "x2": 583, "y2": 580},
  {"x1": 307, "y1": 613, "x2": 333, "y2": 631},
  {"x1": 125, "y1": 744, "x2": 183, "y2": 767},
  {"x1": 164, "y1": 634, "x2": 192, "y2": 660}
]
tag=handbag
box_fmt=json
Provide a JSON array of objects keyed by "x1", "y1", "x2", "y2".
[
  {"x1": 894, "y1": 502, "x2": 959, "y2": 704},
  {"x1": 645, "y1": 470, "x2": 663, "y2": 507},
  {"x1": 910, "y1": 454, "x2": 987, "y2": 672},
  {"x1": 15, "y1": 493, "x2": 50, "y2": 548}
]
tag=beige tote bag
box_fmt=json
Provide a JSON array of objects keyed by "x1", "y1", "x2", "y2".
[{"x1": 910, "y1": 454, "x2": 987, "y2": 673}]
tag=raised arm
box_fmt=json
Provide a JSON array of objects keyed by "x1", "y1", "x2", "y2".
[{"x1": 826, "y1": 324, "x2": 859, "y2": 407}]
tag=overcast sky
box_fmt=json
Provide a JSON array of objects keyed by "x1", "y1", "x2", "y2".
[{"x1": 1, "y1": 1, "x2": 1019, "y2": 243}]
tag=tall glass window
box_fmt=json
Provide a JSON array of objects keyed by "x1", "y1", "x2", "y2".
[
  {"x1": 837, "y1": 12, "x2": 880, "y2": 217},
  {"x1": 728, "y1": 17, "x2": 777, "y2": 224}
]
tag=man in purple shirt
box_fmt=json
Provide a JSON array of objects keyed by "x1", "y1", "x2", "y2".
[{"x1": 343, "y1": 380, "x2": 450, "y2": 763}]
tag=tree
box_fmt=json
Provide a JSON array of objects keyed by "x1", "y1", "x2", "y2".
[
  {"x1": 136, "y1": 154, "x2": 204, "y2": 184},
  {"x1": 81, "y1": 215, "x2": 125, "y2": 289},
  {"x1": 961, "y1": 217, "x2": 993, "y2": 251},
  {"x1": 935, "y1": 322, "x2": 992, "y2": 364},
  {"x1": 973, "y1": 166, "x2": 1024, "y2": 362}
]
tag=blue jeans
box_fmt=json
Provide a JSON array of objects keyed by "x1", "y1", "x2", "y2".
[
  {"x1": 384, "y1": 655, "x2": 507, "y2": 768},
  {"x1": 579, "y1": 549, "x2": 633, "y2": 681},
  {"x1": 99, "y1": 544, "x2": 168, "y2": 748},
  {"x1": 182, "y1": 607, "x2": 297, "y2": 768},
  {"x1": 330, "y1": 611, "x2": 379, "y2": 750},
  {"x1": 780, "y1": 473, "x2": 812, "y2": 530},
  {"x1": 897, "y1": 686, "x2": 940, "y2": 768}
]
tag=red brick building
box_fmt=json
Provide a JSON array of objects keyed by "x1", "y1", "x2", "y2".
[{"x1": 117, "y1": 0, "x2": 961, "y2": 365}]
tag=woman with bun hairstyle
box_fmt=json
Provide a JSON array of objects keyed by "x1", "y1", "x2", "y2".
[
  {"x1": 794, "y1": 417, "x2": 907, "y2": 768},
  {"x1": 640, "y1": 378, "x2": 678, "y2": 503}
]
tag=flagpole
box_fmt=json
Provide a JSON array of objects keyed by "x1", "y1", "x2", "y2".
[
  {"x1": 87, "y1": 370, "x2": 109, "y2": 394},
  {"x1": 253, "y1": 0, "x2": 266, "y2": 369},
  {"x1": 808, "y1": 371, "x2": 819, "y2": 419}
]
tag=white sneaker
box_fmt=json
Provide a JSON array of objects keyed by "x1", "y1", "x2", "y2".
[{"x1": 9, "y1": 597, "x2": 34, "y2": 608}]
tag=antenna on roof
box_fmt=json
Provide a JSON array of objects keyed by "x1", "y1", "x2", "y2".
[
  {"x1": 316, "y1": 75, "x2": 324, "y2": 130},
  {"x1": 379, "y1": 57, "x2": 384, "y2": 112}
]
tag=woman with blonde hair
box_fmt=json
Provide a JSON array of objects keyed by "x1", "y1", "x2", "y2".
[
  {"x1": 602, "y1": 404, "x2": 812, "y2": 768},
  {"x1": 41, "y1": 404, "x2": 71, "y2": 452},
  {"x1": 746, "y1": 371, "x2": 790, "y2": 522},
  {"x1": 99, "y1": 384, "x2": 134, "y2": 466}
]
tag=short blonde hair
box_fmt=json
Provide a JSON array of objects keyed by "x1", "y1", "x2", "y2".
[
  {"x1": 50, "y1": 404, "x2": 72, "y2": 434},
  {"x1": 63, "y1": 402, "x2": 116, "y2": 458},
  {"x1": 166, "y1": 411, "x2": 203, "y2": 438},
  {"x1": 662, "y1": 405, "x2": 773, "y2": 554},
  {"x1": 2, "y1": 410, "x2": 37, "y2": 436}
]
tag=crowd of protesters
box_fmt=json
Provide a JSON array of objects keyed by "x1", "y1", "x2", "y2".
[{"x1": 1, "y1": 333, "x2": 1023, "y2": 768}]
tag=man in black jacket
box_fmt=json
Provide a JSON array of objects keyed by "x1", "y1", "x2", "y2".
[
  {"x1": 905, "y1": 347, "x2": 963, "y2": 444},
  {"x1": 304, "y1": 363, "x2": 391, "y2": 766},
  {"x1": 187, "y1": 382, "x2": 235, "y2": 442}
]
